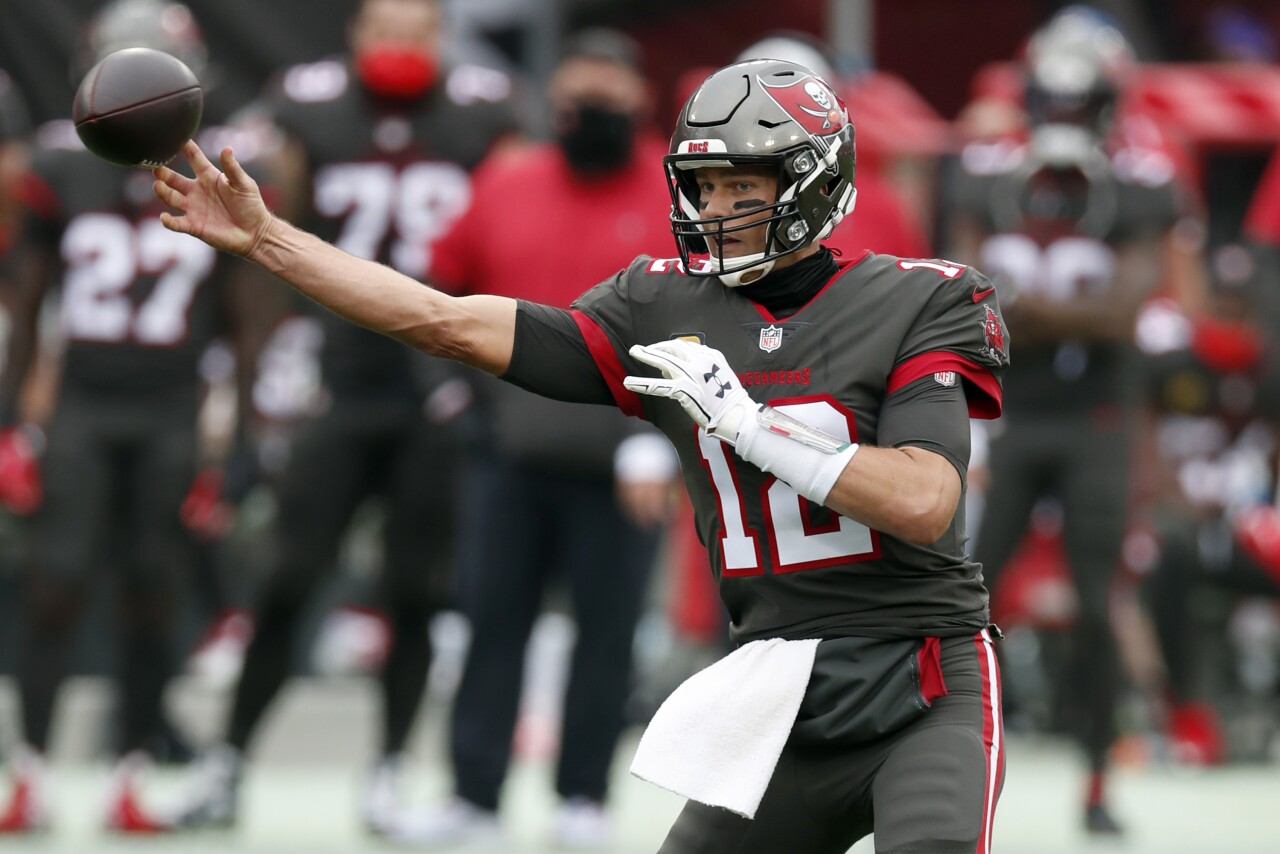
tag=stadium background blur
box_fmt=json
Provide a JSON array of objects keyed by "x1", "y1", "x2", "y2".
[{"x1": 2, "y1": 0, "x2": 1280, "y2": 851}]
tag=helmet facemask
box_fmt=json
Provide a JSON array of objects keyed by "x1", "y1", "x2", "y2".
[{"x1": 665, "y1": 60, "x2": 857, "y2": 287}]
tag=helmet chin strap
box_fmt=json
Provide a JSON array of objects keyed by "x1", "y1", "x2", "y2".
[{"x1": 715, "y1": 253, "x2": 777, "y2": 288}]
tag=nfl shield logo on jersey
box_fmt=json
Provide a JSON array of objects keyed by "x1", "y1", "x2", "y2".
[{"x1": 759, "y1": 325, "x2": 784, "y2": 352}]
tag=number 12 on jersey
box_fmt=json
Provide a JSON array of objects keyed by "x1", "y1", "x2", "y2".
[{"x1": 696, "y1": 398, "x2": 879, "y2": 576}]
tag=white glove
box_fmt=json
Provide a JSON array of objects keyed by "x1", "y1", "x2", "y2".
[
  {"x1": 624, "y1": 339, "x2": 857, "y2": 505},
  {"x1": 623, "y1": 340, "x2": 758, "y2": 443}
]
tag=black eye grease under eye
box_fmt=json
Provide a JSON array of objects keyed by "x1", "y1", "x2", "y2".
[{"x1": 733, "y1": 198, "x2": 767, "y2": 211}]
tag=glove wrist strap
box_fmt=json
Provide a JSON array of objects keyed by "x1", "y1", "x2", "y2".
[{"x1": 733, "y1": 406, "x2": 858, "y2": 505}]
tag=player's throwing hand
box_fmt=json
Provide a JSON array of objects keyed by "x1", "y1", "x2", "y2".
[
  {"x1": 152, "y1": 140, "x2": 273, "y2": 258},
  {"x1": 625, "y1": 339, "x2": 758, "y2": 444}
]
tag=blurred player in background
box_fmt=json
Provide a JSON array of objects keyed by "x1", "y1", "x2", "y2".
[
  {"x1": 394, "y1": 29, "x2": 676, "y2": 848},
  {"x1": 1135, "y1": 243, "x2": 1280, "y2": 765},
  {"x1": 0, "y1": 0, "x2": 279, "y2": 834},
  {"x1": 154, "y1": 49, "x2": 1010, "y2": 853},
  {"x1": 944, "y1": 6, "x2": 1184, "y2": 834},
  {"x1": 173, "y1": 0, "x2": 520, "y2": 834}
]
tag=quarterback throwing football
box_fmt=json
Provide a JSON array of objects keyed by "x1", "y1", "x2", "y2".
[{"x1": 154, "y1": 59, "x2": 1009, "y2": 854}]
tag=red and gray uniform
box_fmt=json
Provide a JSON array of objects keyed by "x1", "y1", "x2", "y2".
[
  {"x1": 18, "y1": 121, "x2": 229, "y2": 404},
  {"x1": 503, "y1": 250, "x2": 1009, "y2": 852},
  {"x1": 949, "y1": 139, "x2": 1180, "y2": 775},
  {"x1": 6, "y1": 119, "x2": 254, "y2": 758},
  {"x1": 265, "y1": 58, "x2": 517, "y2": 397},
  {"x1": 216, "y1": 59, "x2": 518, "y2": 762},
  {"x1": 947, "y1": 140, "x2": 1179, "y2": 416},
  {"x1": 571, "y1": 251, "x2": 1006, "y2": 643}
]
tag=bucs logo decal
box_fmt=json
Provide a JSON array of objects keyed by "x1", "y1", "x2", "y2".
[
  {"x1": 980, "y1": 305, "x2": 1008, "y2": 365},
  {"x1": 759, "y1": 75, "x2": 847, "y2": 136}
]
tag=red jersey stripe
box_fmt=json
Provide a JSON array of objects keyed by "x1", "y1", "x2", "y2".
[
  {"x1": 570, "y1": 309, "x2": 645, "y2": 418},
  {"x1": 887, "y1": 351, "x2": 1003, "y2": 419}
]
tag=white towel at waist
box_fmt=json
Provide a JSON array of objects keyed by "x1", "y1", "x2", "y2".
[{"x1": 629, "y1": 637, "x2": 820, "y2": 819}]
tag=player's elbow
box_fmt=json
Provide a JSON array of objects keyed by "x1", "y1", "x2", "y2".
[
  {"x1": 406, "y1": 311, "x2": 473, "y2": 362},
  {"x1": 893, "y1": 491, "x2": 958, "y2": 545},
  {"x1": 403, "y1": 295, "x2": 510, "y2": 374}
]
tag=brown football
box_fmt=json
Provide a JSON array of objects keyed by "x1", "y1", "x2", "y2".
[{"x1": 72, "y1": 47, "x2": 202, "y2": 168}]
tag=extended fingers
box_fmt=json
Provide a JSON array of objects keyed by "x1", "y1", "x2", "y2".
[
  {"x1": 220, "y1": 146, "x2": 255, "y2": 192},
  {"x1": 153, "y1": 177, "x2": 186, "y2": 211},
  {"x1": 159, "y1": 210, "x2": 190, "y2": 235},
  {"x1": 182, "y1": 139, "x2": 217, "y2": 176},
  {"x1": 623, "y1": 376, "x2": 674, "y2": 397},
  {"x1": 629, "y1": 344, "x2": 669, "y2": 372},
  {"x1": 152, "y1": 165, "x2": 195, "y2": 193}
]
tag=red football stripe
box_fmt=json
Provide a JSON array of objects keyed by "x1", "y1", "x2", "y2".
[
  {"x1": 973, "y1": 629, "x2": 1004, "y2": 854},
  {"x1": 569, "y1": 309, "x2": 644, "y2": 418},
  {"x1": 886, "y1": 351, "x2": 1003, "y2": 419}
]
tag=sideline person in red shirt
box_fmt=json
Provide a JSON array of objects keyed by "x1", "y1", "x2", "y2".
[{"x1": 402, "y1": 29, "x2": 678, "y2": 848}]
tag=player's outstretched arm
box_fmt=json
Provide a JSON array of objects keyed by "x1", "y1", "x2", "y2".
[{"x1": 152, "y1": 140, "x2": 517, "y2": 374}]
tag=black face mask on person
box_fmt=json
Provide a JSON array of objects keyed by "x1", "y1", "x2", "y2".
[{"x1": 557, "y1": 104, "x2": 635, "y2": 174}]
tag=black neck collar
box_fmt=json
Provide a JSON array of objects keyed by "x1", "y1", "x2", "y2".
[{"x1": 737, "y1": 248, "x2": 839, "y2": 319}]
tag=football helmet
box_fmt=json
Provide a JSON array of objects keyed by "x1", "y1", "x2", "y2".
[
  {"x1": 1023, "y1": 6, "x2": 1135, "y2": 166},
  {"x1": 665, "y1": 59, "x2": 856, "y2": 287},
  {"x1": 75, "y1": 0, "x2": 208, "y2": 83}
]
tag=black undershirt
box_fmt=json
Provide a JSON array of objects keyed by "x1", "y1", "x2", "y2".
[{"x1": 736, "y1": 247, "x2": 840, "y2": 319}]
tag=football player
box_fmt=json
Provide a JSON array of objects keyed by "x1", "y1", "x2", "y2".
[
  {"x1": 943, "y1": 7, "x2": 1184, "y2": 835},
  {"x1": 0, "y1": 0, "x2": 280, "y2": 834},
  {"x1": 170, "y1": 0, "x2": 520, "y2": 834},
  {"x1": 157, "y1": 53, "x2": 1010, "y2": 853}
]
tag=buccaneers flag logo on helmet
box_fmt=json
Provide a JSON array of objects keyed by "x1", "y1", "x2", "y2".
[{"x1": 759, "y1": 74, "x2": 847, "y2": 136}]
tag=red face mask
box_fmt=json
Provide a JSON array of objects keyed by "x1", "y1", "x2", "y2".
[{"x1": 355, "y1": 46, "x2": 437, "y2": 99}]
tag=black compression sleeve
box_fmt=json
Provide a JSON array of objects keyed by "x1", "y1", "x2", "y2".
[
  {"x1": 877, "y1": 375, "x2": 971, "y2": 483},
  {"x1": 500, "y1": 301, "x2": 615, "y2": 406}
]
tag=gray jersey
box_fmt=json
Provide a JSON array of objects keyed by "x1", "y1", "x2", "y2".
[
  {"x1": 571, "y1": 252, "x2": 1008, "y2": 642},
  {"x1": 948, "y1": 140, "x2": 1180, "y2": 415}
]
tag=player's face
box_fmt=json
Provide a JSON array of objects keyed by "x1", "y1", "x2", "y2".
[
  {"x1": 692, "y1": 165, "x2": 778, "y2": 259},
  {"x1": 351, "y1": 0, "x2": 441, "y2": 56}
]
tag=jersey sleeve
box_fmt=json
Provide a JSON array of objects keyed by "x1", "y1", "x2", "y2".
[
  {"x1": 878, "y1": 375, "x2": 971, "y2": 482},
  {"x1": 887, "y1": 266, "x2": 1008, "y2": 419},
  {"x1": 500, "y1": 301, "x2": 614, "y2": 406},
  {"x1": 568, "y1": 259, "x2": 652, "y2": 418}
]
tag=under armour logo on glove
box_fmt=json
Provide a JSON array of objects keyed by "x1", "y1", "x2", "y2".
[
  {"x1": 704, "y1": 364, "x2": 733, "y2": 399},
  {"x1": 624, "y1": 339, "x2": 759, "y2": 444}
]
